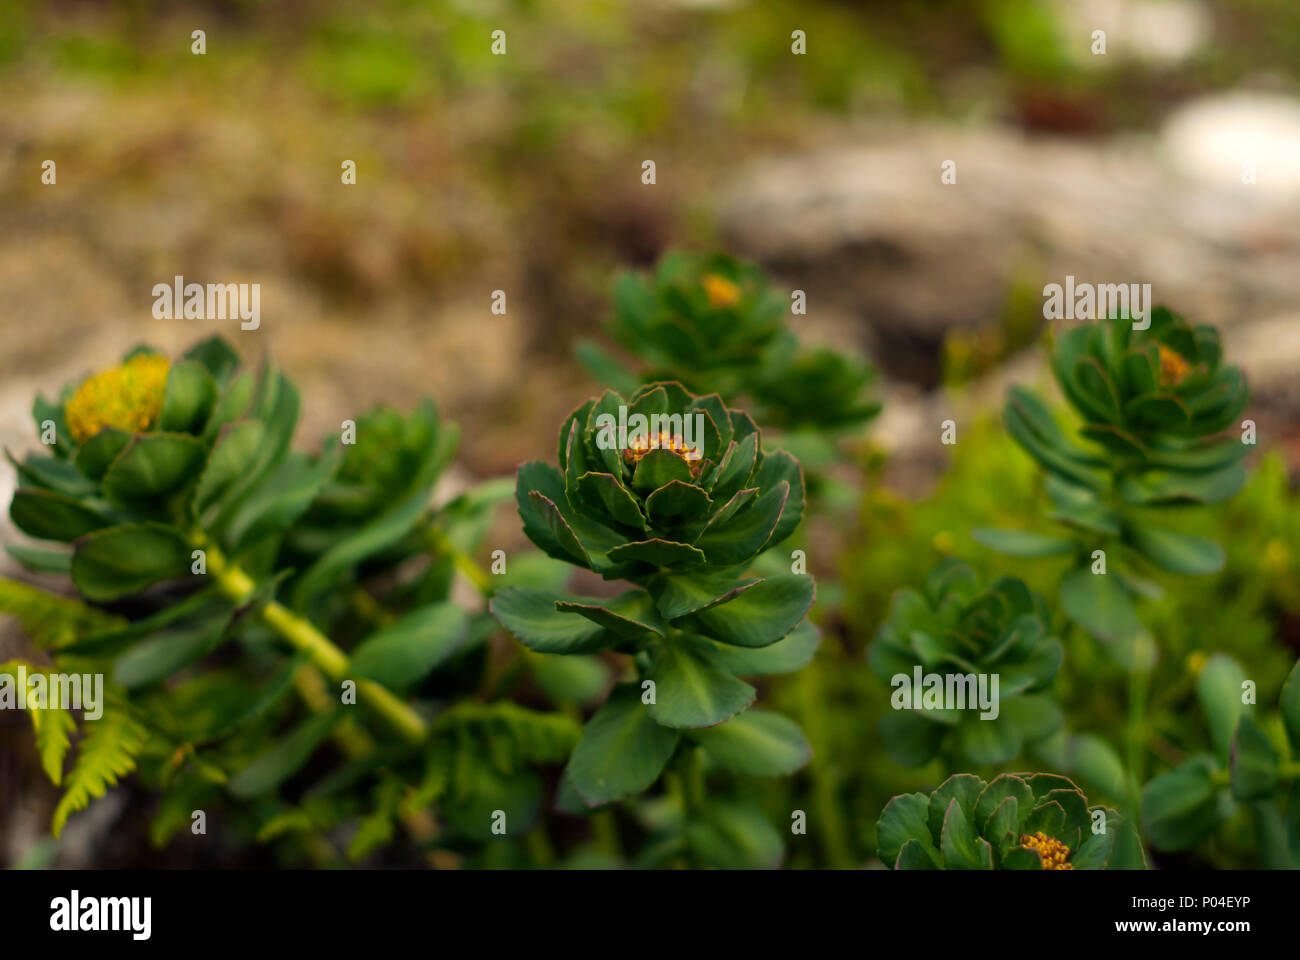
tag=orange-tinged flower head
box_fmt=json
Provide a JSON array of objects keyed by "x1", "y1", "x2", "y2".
[
  {"x1": 701, "y1": 273, "x2": 741, "y2": 309},
  {"x1": 622, "y1": 429, "x2": 703, "y2": 476},
  {"x1": 65, "y1": 352, "x2": 171, "y2": 444},
  {"x1": 1020, "y1": 831, "x2": 1073, "y2": 870},
  {"x1": 1157, "y1": 344, "x2": 1192, "y2": 386}
]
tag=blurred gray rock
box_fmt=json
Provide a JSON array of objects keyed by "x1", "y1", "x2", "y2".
[{"x1": 718, "y1": 103, "x2": 1300, "y2": 393}]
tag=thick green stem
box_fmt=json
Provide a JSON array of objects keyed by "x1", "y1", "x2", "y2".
[{"x1": 197, "y1": 535, "x2": 427, "y2": 746}]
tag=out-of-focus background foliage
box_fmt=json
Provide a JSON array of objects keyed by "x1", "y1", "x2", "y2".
[{"x1": 2, "y1": 0, "x2": 1298, "y2": 867}]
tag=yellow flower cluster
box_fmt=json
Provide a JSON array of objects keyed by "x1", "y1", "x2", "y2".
[
  {"x1": 701, "y1": 273, "x2": 741, "y2": 309},
  {"x1": 1020, "y1": 831, "x2": 1073, "y2": 870},
  {"x1": 1157, "y1": 344, "x2": 1191, "y2": 386},
  {"x1": 65, "y1": 353, "x2": 171, "y2": 444}
]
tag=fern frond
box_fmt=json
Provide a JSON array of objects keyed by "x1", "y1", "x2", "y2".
[
  {"x1": 52, "y1": 704, "x2": 148, "y2": 837},
  {"x1": 0, "y1": 577, "x2": 124, "y2": 650},
  {"x1": 0, "y1": 658, "x2": 76, "y2": 785},
  {"x1": 30, "y1": 705, "x2": 77, "y2": 786}
]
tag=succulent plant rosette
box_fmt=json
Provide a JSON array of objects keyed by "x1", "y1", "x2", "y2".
[
  {"x1": 2, "y1": 336, "x2": 522, "y2": 843},
  {"x1": 578, "y1": 252, "x2": 878, "y2": 447},
  {"x1": 10, "y1": 337, "x2": 454, "y2": 615},
  {"x1": 869, "y1": 559, "x2": 1064, "y2": 767},
  {"x1": 490, "y1": 381, "x2": 819, "y2": 863},
  {"x1": 877, "y1": 772, "x2": 1146, "y2": 870},
  {"x1": 975, "y1": 308, "x2": 1250, "y2": 665}
]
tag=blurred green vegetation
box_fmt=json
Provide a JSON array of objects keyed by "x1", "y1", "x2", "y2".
[
  {"x1": 3, "y1": 0, "x2": 1296, "y2": 124},
  {"x1": 765, "y1": 414, "x2": 1299, "y2": 867}
]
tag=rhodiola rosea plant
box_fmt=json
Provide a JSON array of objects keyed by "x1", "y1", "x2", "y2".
[
  {"x1": 969, "y1": 307, "x2": 1257, "y2": 858},
  {"x1": 577, "y1": 251, "x2": 880, "y2": 500},
  {"x1": 975, "y1": 308, "x2": 1250, "y2": 669},
  {"x1": 571, "y1": 250, "x2": 883, "y2": 867},
  {"x1": 869, "y1": 559, "x2": 1064, "y2": 768},
  {"x1": 577, "y1": 252, "x2": 880, "y2": 435},
  {"x1": 490, "y1": 380, "x2": 820, "y2": 866},
  {"x1": 1, "y1": 336, "x2": 580, "y2": 862}
]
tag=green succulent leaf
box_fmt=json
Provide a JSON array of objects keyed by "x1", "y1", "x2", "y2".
[
  {"x1": 894, "y1": 839, "x2": 940, "y2": 869},
  {"x1": 183, "y1": 336, "x2": 242, "y2": 385},
  {"x1": 529, "y1": 491, "x2": 592, "y2": 566},
  {"x1": 648, "y1": 568, "x2": 762, "y2": 620},
  {"x1": 72, "y1": 428, "x2": 131, "y2": 483},
  {"x1": 566, "y1": 683, "x2": 680, "y2": 806},
  {"x1": 751, "y1": 450, "x2": 805, "y2": 546},
  {"x1": 10, "y1": 488, "x2": 114, "y2": 542},
  {"x1": 291, "y1": 477, "x2": 434, "y2": 609},
  {"x1": 685, "y1": 572, "x2": 814, "y2": 648},
  {"x1": 5, "y1": 544, "x2": 72, "y2": 574},
  {"x1": 695, "y1": 480, "x2": 789, "y2": 566},
  {"x1": 689, "y1": 709, "x2": 811, "y2": 775},
  {"x1": 706, "y1": 620, "x2": 820, "y2": 676},
  {"x1": 555, "y1": 589, "x2": 667, "y2": 639},
  {"x1": 1070, "y1": 825, "x2": 1115, "y2": 869},
  {"x1": 160, "y1": 360, "x2": 218, "y2": 434},
  {"x1": 1126, "y1": 525, "x2": 1224, "y2": 575},
  {"x1": 224, "y1": 448, "x2": 342, "y2": 554},
  {"x1": 956, "y1": 718, "x2": 1023, "y2": 766},
  {"x1": 983, "y1": 795, "x2": 1020, "y2": 857},
  {"x1": 193, "y1": 421, "x2": 267, "y2": 518},
  {"x1": 972, "y1": 527, "x2": 1075, "y2": 558},
  {"x1": 1230, "y1": 713, "x2": 1279, "y2": 802},
  {"x1": 927, "y1": 774, "x2": 985, "y2": 840},
  {"x1": 941, "y1": 798, "x2": 993, "y2": 869},
  {"x1": 644, "y1": 633, "x2": 755, "y2": 729},
  {"x1": 631, "y1": 448, "x2": 694, "y2": 494},
  {"x1": 877, "y1": 791, "x2": 937, "y2": 866},
  {"x1": 1120, "y1": 464, "x2": 1246, "y2": 506},
  {"x1": 708, "y1": 433, "x2": 758, "y2": 503},
  {"x1": 110, "y1": 600, "x2": 234, "y2": 689},
  {"x1": 1059, "y1": 567, "x2": 1143, "y2": 648},
  {"x1": 229, "y1": 710, "x2": 341, "y2": 799},
  {"x1": 644, "y1": 479, "x2": 712, "y2": 528},
  {"x1": 351, "y1": 602, "x2": 468, "y2": 692},
  {"x1": 1141, "y1": 755, "x2": 1228, "y2": 852},
  {"x1": 490, "y1": 587, "x2": 620, "y2": 654},
  {"x1": 975, "y1": 774, "x2": 1034, "y2": 832},
  {"x1": 1196, "y1": 653, "x2": 1248, "y2": 764},
  {"x1": 101, "y1": 433, "x2": 207, "y2": 506},
  {"x1": 577, "y1": 471, "x2": 648, "y2": 531},
  {"x1": 605, "y1": 538, "x2": 705, "y2": 569},
  {"x1": 71, "y1": 522, "x2": 193, "y2": 601}
]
